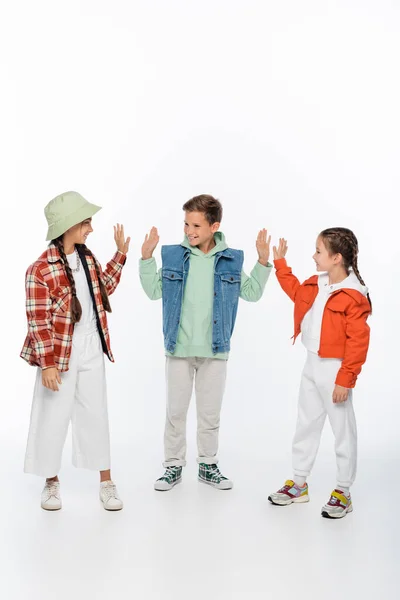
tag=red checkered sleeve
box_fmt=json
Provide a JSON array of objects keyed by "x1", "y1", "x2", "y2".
[
  {"x1": 95, "y1": 250, "x2": 127, "y2": 296},
  {"x1": 25, "y1": 264, "x2": 56, "y2": 369}
]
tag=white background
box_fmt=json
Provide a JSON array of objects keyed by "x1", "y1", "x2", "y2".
[{"x1": 1, "y1": 1, "x2": 399, "y2": 599}]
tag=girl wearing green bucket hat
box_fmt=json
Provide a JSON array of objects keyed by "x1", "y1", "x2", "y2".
[{"x1": 21, "y1": 191, "x2": 130, "y2": 511}]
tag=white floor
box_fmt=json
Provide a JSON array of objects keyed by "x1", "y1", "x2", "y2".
[{"x1": 2, "y1": 438, "x2": 398, "y2": 600}]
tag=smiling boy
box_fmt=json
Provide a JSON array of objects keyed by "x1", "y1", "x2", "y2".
[{"x1": 140, "y1": 194, "x2": 272, "y2": 491}]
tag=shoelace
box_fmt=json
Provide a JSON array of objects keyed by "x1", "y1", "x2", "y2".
[
  {"x1": 44, "y1": 482, "x2": 59, "y2": 499},
  {"x1": 102, "y1": 483, "x2": 118, "y2": 500},
  {"x1": 207, "y1": 466, "x2": 225, "y2": 482},
  {"x1": 161, "y1": 467, "x2": 180, "y2": 482}
]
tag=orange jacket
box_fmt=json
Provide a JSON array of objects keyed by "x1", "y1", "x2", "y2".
[{"x1": 274, "y1": 258, "x2": 371, "y2": 388}]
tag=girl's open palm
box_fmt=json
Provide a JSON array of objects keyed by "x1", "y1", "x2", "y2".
[
  {"x1": 114, "y1": 224, "x2": 131, "y2": 254},
  {"x1": 273, "y1": 238, "x2": 288, "y2": 260},
  {"x1": 142, "y1": 227, "x2": 160, "y2": 259}
]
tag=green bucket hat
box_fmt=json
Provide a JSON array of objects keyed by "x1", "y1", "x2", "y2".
[{"x1": 45, "y1": 191, "x2": 102, "y2": 241}]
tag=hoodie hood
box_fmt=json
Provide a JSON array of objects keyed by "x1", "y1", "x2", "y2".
[
  {"x1": 318, "y1": 270, "x2": 369, "y2": 297},
  {"x1": 181, "y1": 231, "x2": 228, "y2": 257}
]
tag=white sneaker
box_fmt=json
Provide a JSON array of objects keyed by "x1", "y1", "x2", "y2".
[
  {"x1": 41, "y1": 480, "x2": 62, "y2": 511},
  {"x1": 99, "y1": 481, "x2": 123, "y2": 511}
]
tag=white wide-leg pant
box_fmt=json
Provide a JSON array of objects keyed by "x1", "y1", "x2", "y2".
[
  {"x1": 24, "y1": 326, "x2": 111, "y2": 478},
  {"x1": 292, "y1": 351, "x2": 357, "y2": 489}
]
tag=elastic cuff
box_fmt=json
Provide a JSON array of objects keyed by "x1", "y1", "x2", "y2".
[
  {"x1": 139, "y1": 256, "x2": 155, "y2": 265},
  {"x1": 336, "y1": 485, "x2": 350, "y2": 494},
  {"x1": 336, "y1": 482, "x2": 353, "y2": 490},
  {"x1": 293, "y1": 469, "x2": 310, "y2": 478}
]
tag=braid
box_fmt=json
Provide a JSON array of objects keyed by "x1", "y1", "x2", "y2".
[
  {"x1": 81, "y1": 246, "x2": 112, "y2": 313},
  {"x1": 351, "y1": 256, "x2": 365, "y2": 286},
  {"x1": 320, "y1": 227, "x2": 372, "y2": 313},
  {"x1": 351, "y1": 247, "x2": 372, "y2": 313},
  {"x1": 54, "y1": 238, "x2": 82, "y2": 324}
]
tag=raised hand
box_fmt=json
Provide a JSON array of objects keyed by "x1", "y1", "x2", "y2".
[
  {"x1": 114, "y1": 224, "x2": 131, "y2": 254},
  {"x1": 142, "y1": 227, "x2": 160, "y2": 260},
  {"x1": 273, "y1": 238, "x2": 288, "y2": 260},
  {"x1": 256, "y1": 229, "x2": 271, "y2": 266}
]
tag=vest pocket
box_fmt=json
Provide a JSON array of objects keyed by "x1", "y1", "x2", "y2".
[
  {"x1": 162, "y1": 270, "x2": 184, "y2": 281},
  {"x1": 162, "y1": 269, "x2": 184, "y2": 338},
  {"x1": 220, "y1": 273, "x2": 241, "y2": 301},
  {"x1": 218, "y1": 273, "x2": 241, "y2": 342},
  {"x1": 220, "y1": 274, "x2": 241, "y2": 284}
]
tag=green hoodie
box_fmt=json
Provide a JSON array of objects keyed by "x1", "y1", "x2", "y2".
[{"x1": 139, "y1": 232, "x2": 272, "y2": 359}]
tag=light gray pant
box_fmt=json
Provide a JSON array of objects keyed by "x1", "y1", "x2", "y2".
[{"x1": 163, "y1": 357, "x2": 228, "y2": 467}]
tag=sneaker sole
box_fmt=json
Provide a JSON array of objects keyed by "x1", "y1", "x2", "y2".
[
  {"x1": 321, "y1": 505, "x2": 353, "y2": 519},
  {"x1": 100, "y1": 498, "x2": 124, "y2": 511},
  {"x1": 268, "y1": 495, "x2": 309, "y2": 506},
  {"x1": 198, "y1": 477, "x2": 233, "y2": 490},
  {"x1": 154, "y1": 477, "x2": 182, "y2": 492},
  {"x1": 41, "y1": 503, "x2": 62, "y2": 511}
]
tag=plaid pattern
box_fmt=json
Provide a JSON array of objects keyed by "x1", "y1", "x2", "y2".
[
  {"x1": 20, "y1": 243, "x2": 126, "y2": 371},
  {"x1": 198, "y1": 463, "x2": 228, "y2": 485},
  {"x1": 157, "y1": 466, "x2": 182, "y2": 485}
]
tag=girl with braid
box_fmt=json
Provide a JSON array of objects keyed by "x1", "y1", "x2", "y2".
[
  {"x1": 21, "y1": 191, "x2": 130, "y2": 511},
  {"x1": 268, "y1": 228, "x2": 371, "y2": 519}
]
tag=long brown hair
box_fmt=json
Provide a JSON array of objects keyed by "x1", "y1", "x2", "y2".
[
  {"x1": 320, "y1": 227, "x2": 372, "y2": 312},
  {"x1": 53, "y1": 237, "x2": 111, "y2": 324}
]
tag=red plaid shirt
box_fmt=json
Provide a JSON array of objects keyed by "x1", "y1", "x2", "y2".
[{"x1": 20, "y1": 243, "x2": 127, "y2": 371}]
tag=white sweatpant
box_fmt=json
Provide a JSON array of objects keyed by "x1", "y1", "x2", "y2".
[
  {"x1": 164, "y1": 357, "x2": 227, "y2": 467},
  {"x1": 24, "y1": 326, "x2": 111, "y2": 478},
  {"x1": 293, "y1": 351, "x2": 357, "y2": 489}
]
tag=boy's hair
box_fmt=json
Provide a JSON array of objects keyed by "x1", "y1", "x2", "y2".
[
  {"x1": 319, "y1": 227, "x2": 372, "y2": 312},
  {"x1": 182, "y1": 194, "x2": 223, "y2": 225},
  {"x1": 52, "y1": 236, "x2": 112, "y2": 324}
]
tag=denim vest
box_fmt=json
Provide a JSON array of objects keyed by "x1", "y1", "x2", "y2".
[{"x1": 161, "y1": 244, "x2": 244, "y2": 354}]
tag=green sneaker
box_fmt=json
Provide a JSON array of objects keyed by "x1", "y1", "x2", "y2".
[
  {"x1": 198, "y1": 463, "x2": 233, "y2": 490},
  {"x1": 154, "y1": 466, "x2": 182, "y2": 491}
]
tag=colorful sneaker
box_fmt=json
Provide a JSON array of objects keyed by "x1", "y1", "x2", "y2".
[
  {"x1": 41, "y1": 480, "x2": 62, "y2": 511},
  {"x1": 268, "y1": 480, "x2": 309, "y2": 506},
  {"x1": 99, "y1": 481, "x2": 123, "y2": 511},
  {"x1": 198, "y1": 463, "x2": 233, "y2": 490},
  {"x1": 321, "y1": 489, "x2": 353, "y2": 519},
  {"x1": 154, "y1": 466, "x2": 182, "y2": 491}
]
